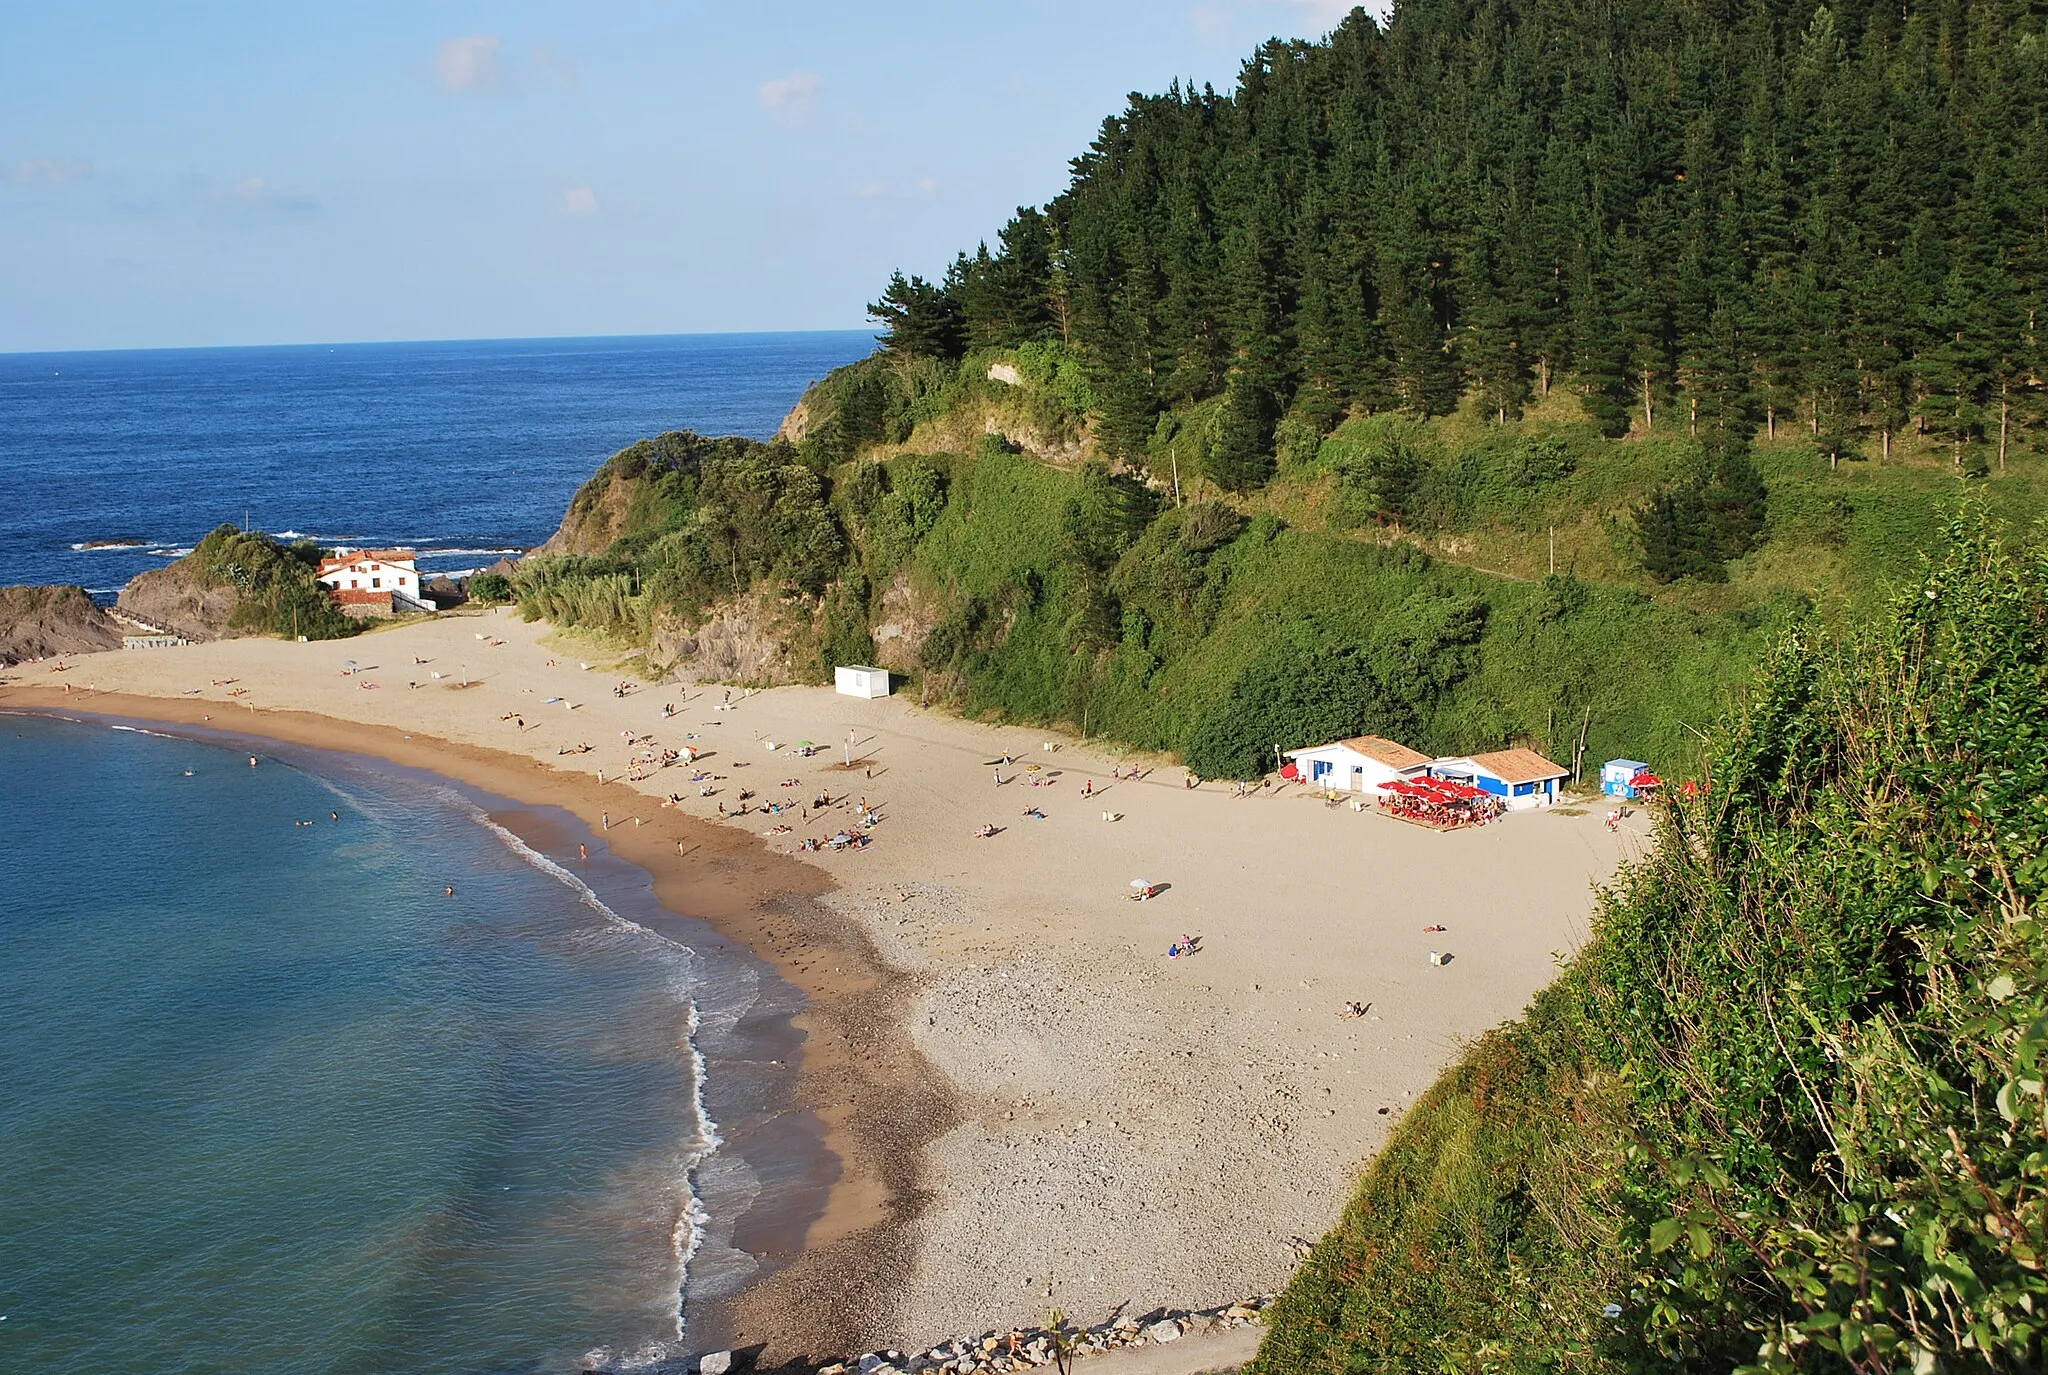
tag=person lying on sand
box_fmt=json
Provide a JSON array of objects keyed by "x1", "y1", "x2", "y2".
[
  {"x1": 974, "y1": 823, "x2": 998, "y2": 838},
  {"x1": 1022, "y1": 807, "x2": 1045, "y2": 819},
  {"x1": 1338, "y1": 1001, "x2": 1370, "y2": 1019}
]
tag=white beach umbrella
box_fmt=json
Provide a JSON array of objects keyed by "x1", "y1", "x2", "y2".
[{"x1": 1129, "y1": 878, "x2": 1153, "y2": 889}]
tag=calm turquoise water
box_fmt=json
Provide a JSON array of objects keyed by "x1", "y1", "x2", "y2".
[{"x1": 0, "y1": 712, "x2": 784, "y2": 1373}]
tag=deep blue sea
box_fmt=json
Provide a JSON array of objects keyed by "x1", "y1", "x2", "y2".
[
  {"x1": 0, "y1": 332, "x2": 873, "y2": 592},
  {"x1": 0, "y1": 335, "x2": 860, "y2": 1371},
  {"x1": 0, "y1": 712, "x2": 807, "y2": 1374}
]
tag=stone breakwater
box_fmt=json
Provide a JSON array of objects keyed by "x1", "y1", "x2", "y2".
[{"x1": 683, "y1": 1295, "x2": 1275, "y2": 1375}]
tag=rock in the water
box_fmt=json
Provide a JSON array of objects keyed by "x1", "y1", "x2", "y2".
[{"x1": 698, "y1": 1353, "x2": 732, "y2": 1375}]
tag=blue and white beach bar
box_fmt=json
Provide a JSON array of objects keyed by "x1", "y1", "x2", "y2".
[{"x1": 1427, "y1": 748, "x2": 1571, "y2": 810}]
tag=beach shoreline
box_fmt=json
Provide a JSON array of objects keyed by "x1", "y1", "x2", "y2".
[
  {"x1": 0, "y1": 684, "x2": 945, "y2": 1363},
  {"x1": 1, "y1": 609, "x2": 1644, "y2": 1361}
]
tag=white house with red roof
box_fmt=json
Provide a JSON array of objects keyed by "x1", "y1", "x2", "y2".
[
  {"x1": 316, "y1": 548, "x2": 432, "y2": 617},
  {"x1": 1283, "y1": 734, "x2": 1434, "y2": 795}
]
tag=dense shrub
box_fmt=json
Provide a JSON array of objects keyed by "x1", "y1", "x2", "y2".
[
  {"x1": 1256, "y1": 510, "x2": 2048, "y2": 1373},
  {"x1": 187, "y1": 526, "x2": 357, "y2": 640}
]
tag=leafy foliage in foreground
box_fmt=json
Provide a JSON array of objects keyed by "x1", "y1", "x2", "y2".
[
  {"x1": 186, "y1": 525, "x2": 357, "y2": 640},
  {"x1": 1254, "y1": 512, "x2": 2048, "y2": 1372}
]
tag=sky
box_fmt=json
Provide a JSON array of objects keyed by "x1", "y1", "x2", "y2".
[{"x1": 0, "y1": 1, "x2": 1385, "y2": 354}]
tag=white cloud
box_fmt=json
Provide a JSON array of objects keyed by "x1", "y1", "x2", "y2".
[
  {"x1": 559, "y1": 184, "x2": 597, "y2": 216},
  {"x1": 436, "y1": 35, "x2": 504, "y2": 94},
  {"x1": 208, "y1": 174, "x2": 315, "y2": 211},
  {"x1": 855, "y1": 181, "x2": 886, "y2": 199},
  {"x1": 758, "y1": 69, "x2": 822, "y2": 121},
  {"x1": 532, "y1": 42, "x2": 579, "y2": 91},
  {"x1": 917, "y1": 178, "x2": 939, "y2": 195},
  {"x1": 11, "y1": 158, "x2": 91, "y2": 185}
]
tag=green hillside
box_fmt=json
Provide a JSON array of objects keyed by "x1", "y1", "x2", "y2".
[
  {"x1": 494, "y1": 2, "x2": 2048, "y2": 1362},
  {"x1": 510, "y1": 0, "x2": 2048, "y2": 787},
  {"x1": 1250, "y1": 510, "x2": 2048, "y2": 1371}
]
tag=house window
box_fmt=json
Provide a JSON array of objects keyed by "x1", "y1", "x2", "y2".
[
  {"x1": 350, "y1": 579, "x2": 359, "y2": 589},
  {"x1": 372, "y1": 578, "x2": 381, "y2": 589}
]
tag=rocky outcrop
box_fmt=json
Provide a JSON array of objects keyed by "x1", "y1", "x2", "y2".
[
  {"x1": 117, "y1": 563, "x2": 237, "y2": 642},
  {"x1": 0, "y1": 585, "x2": 124, "y2": 663},
  {"x1": 536, "y1": 463, "x2": 643, "y2": 557},
  {"x1": 707, "y1": 1295, "x2": 1274, "y2": 1375},
  {"x1": 870, "y1": 570, "x2": 941, "y2": 673},
  {"x1": 647, "y1": 589, "x2": 813, "y2": 685},
  {"x1": 777, "y1": 397, "x2": 814, "y2": 443}
]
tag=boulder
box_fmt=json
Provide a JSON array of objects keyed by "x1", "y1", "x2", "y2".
[
  {"x1": 697, "y1": 1353, "x2": 732, "y2": 1375},
  {"x1": 1145, "y1": 1320, "x2": 1182, "y2": 1344},
  {"x1": 0, "y1": 585, "x2": 123, "y2": 664}
]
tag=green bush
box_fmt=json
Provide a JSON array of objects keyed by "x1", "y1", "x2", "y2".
[
  {"x1": 187, "y1": 526, "x2": 358, "y2": 640},
  {"x1": 467, "y1": 571, "x2": 512, "y2": 604},
  {"x1": 1256, "y1": 509, "x2": 2048, "y2": 1373}
]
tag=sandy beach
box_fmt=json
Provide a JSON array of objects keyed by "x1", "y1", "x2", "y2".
[{"x1": 1, "y1": 608, "x2": 1642, "y2": 1361}]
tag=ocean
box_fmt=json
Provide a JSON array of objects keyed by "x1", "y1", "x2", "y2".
[
  {"x1": 0, "y1": 331, "x2": 874, "y2": 592},
  {"x1": 0, "y1": 712, "x2": 809, "y2": 1373},
  {"x1": 0, "y1": 334, "x2": 864, "y2": 1371}
]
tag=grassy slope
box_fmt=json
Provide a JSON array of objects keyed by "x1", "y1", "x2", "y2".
[
  {"x1": 1251, "y1": 514, "x2": 2048, "y2": 1372},
  {"x1": 839, "y1": 351, "x2": 2046, "y2": 774}
]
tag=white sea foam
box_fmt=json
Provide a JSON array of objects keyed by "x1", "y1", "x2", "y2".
[
  {"x1": 108, "y1": 724, "x2": 180, "y2": 739},
  {"x1": 467, "y1": 807, "x2": 724, "y2": 1354},
  {"x1": 69, "y1": 540, "x2": 148, "y2": 551}
]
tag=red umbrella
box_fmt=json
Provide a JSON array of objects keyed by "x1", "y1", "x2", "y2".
[{"x1": 1279, "y1": 762, "x2": 1300, "y2": 781}]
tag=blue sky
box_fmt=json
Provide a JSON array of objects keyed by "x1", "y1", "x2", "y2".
[{"x1": 0, "y1": 1, "x2": 1379, "y2": 353}]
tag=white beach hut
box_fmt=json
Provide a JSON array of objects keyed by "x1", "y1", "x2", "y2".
[
  {"x1": 834, "y1": 665, "x2": 892, "y2": 699},
  {"x1": 1283, "y1": 735, "x2": 1433, "y2": 795}
]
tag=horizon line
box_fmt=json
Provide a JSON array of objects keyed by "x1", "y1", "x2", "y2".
[{"x1": 0, "y1": 325, "x2": 878, "y2": 361}]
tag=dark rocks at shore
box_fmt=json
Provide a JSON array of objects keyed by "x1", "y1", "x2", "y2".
[
  {"x1": 0, "y1": 584, "x2": 124, "y2": 664},
  {"x1": 423, "y1": 575, "x2": 468, "y2": 609},
  {"x1": 118, "y1": 562, "x2": 235, "y2": 642},
  {"x1": 679, "y1": 1295, "x2": 1274, "y2": 1375}
]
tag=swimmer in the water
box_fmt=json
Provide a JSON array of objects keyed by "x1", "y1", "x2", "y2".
[{"x1": 444, "y1": 886, "x2": 455, "y2": 896}]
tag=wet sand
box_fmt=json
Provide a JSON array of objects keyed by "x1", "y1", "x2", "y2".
[
  {"x1": 0, "y1": 682, "x2": 939, "y2": 1363},
  {"x1": 1, "y1": 609, "x2": 1643, "y2": 1359}
]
